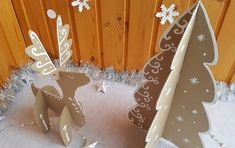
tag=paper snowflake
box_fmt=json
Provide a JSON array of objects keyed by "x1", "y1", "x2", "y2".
[
  {"x1": 156, "y1": 4, "x2": 180, "y2": 25},
  {"x1": 72, "y1": 0, "x2": 91, "y2": 12},
  {"x1": 0, "y1": 116, "x2": 5, "y2": 121}
]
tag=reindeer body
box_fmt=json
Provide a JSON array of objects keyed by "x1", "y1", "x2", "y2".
[
  {"x1": 25, "y1": 15, "x2": 90, "y2": 146},
  {"x1": 32, "y1": 72, "x2": 90, "y2": 125},
  {"x1": 32, "y1": 72, "x2": 90, "y2": 145}
]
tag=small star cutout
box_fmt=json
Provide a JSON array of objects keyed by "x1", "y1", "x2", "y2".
[
  {"x1": 197, "y1": 34, "x2": 206, "y2": 42},
  {"x1": 189, "y1": 77, "x2": 199, "y2": 85},
  {"x1": 96, "y1": 81, "x2": 107, "y2": 94}
]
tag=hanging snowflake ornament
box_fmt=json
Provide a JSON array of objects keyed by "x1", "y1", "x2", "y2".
[
  {"x1": 72, "y1": 0, "x2": 91, "y2": 12},
  {"x1": 156, "y1": 4, "x2": 180, "y2": 25}
]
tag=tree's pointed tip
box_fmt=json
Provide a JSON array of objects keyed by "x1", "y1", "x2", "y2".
[{"x1": 197, "y1": 0, "x2": 203, "y2": 6}]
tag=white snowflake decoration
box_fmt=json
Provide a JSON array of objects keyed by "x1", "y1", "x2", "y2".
[
  {"x1": 156, "y1": 4, "x2": 180, "y2": 25},
  {"x1": 189, "y1": 77, "x2": 199, "y2": 85},
  {"x1": 182, "y1": 138, "x2": 191, "y2": 143},
  {"x1": 72, "y1": 0, "x2": 91, "y2": 12},
  {"x1": 192, "y1": 109, "x2": 198, "y2": 114},
  {"x1": 197, "y1": 34, "x2": 206, "y2": 42},
  {"x1": 176, "y1": 115, "x2": 184, "y2": 122}
]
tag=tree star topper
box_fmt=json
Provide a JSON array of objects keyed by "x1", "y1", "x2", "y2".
[{"x1": 156, "y1": 4, "x2": 180, "y2": 25}]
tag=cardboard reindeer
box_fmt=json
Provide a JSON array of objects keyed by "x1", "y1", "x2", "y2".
[{"x1": 25, "y1": 15, "x2": 90, "y2": 146}]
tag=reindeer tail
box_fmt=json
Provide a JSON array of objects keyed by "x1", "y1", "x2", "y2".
[{"x1": 31, "y1": 83, "x2": 40, "y2": 96}]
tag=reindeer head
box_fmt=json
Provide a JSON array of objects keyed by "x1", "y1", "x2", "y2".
[{"x1": 58, "y1": 72, "x2": 90, "y2": 86}]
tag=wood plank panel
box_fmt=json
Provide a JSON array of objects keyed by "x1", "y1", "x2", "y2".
[
  {"x1": 154, "y1": 0, "x2": 194, "y2": 53},
  {"x1": 230, "y1": 73, "x2": 235, "y2": 83},
  {"x1": 202, "y1": 0, "x2": 230, "y2": 37},
  {"x1": 0, "y1": 22, "x2": 17, "y2": 82},
  {"x1": 73, "y1": 0, "x2": 102, "y2": 65},
  {"x1": 43, "y1": 0, "x2": 80, "y2": 61},
  {"x1": 1, "y1": 0, "x2": 235, "y2": 84},
  {"x1": 12, "y1": 0, "x2": 56, "y2": 57},
  {"x1": 100, "y1": 0, "x2": 128, "y2": 70},
  {"x1": 126, "y1": 0, "x2": 159, "y2": 70},
  {"x1": 0, "y1": 0, "x2": 27, "y2": 66},
  {"x1": 211, "y1": 0, "x2": 235, "y2": 82}
]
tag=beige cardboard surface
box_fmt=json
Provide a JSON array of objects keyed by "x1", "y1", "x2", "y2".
[
  {"x1": 146, "y1": 2, "x2": 218, "y2": 148},
  {"x1": 128, "y1": 3, "x2": 196, "y2": 130}
]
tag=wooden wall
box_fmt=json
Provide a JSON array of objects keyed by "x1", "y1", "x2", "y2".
[{"x1": 0, "y1": 0, "x2": 234, "y2": 84}]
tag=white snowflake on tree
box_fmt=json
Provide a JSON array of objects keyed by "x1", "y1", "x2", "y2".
[
  {"x1": 156, "y1": 4, "x2": 180, "y2": 25},
  {"x1": 71, "y1": 0, "x2": 91, "y2": 12},
  {"x1": 189, "y1": 77, "x2": 199, "y2": 85},
  {"x1": 176, "y1": 115, "x2": 184, "y2": 122},
  {"x1": 197, "y1": 34, "x2": 206, "y2": 42},
  {"x1": 192, "y1": 109, "x2": 198, "y2": 114},
  {"x1": 182, "y1": 138, "x2": 191, "y2": 143}
]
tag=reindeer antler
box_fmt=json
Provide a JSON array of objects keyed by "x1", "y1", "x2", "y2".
[
  {"x1": 25, "y1": 31, "x2": 57, "y2": 76},
  {"x1": 57, "y1": 15, "x2": 72, "y2": 67},
  {"x1": 26, "y1": 15, "x2": 72, "y2": 77}
]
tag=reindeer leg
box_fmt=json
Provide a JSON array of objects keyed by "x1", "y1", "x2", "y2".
[
  {"x1": 34, "y1": 90, "x2": 50, "y2": 133},
  {"x1": 60, "y1": 106, "x2": 73, "y2": 146}
]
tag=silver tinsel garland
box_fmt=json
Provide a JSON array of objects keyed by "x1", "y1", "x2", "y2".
[
  {"x1": 0, "y1": 63, "x2": 33, "y2": 114},
  {"x1": 0, "y1": 60, "x2": 143, "y2": 114},
  {"x1": 216, "y1": 81, "x2": 235, "y2": 102},
  {"x1": 0, "y1": 60, "x2": 234, "y2": 114}
]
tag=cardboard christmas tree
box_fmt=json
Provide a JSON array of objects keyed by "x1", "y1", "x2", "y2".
[
  {"x1": 128, "y1": 2, "x2": 197, "y2": 131},
  {"x1": 144, "y1": 1, "x2": 218, "y2": 147}
]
